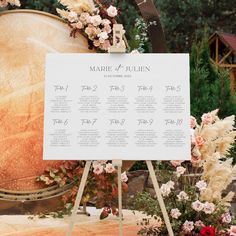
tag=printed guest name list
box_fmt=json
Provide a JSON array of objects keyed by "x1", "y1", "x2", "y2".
[{"x1": 43, "y1": 54, "x2": 190, "y2": 161}]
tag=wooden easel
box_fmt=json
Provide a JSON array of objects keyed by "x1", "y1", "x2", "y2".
[{"x1": 66, "y1": 24, "x2": 174, "y2": 236}]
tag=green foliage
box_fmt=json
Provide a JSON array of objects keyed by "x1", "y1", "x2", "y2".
[
  {"x1": 190, "y1": 38, "x2": 236, "y2": 120},
  {"x1": 154, "y1": 0, "x2": 236, "y2": 52},
  {"x1": 19, "y1": 0, "x2": 60, "y2": 14}
]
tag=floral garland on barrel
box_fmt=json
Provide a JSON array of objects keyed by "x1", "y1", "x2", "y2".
[{"x1": 57, "y1": 0, "x2": 125, "y2": 51}]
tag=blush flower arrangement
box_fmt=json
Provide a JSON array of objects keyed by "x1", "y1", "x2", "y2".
[
  {"x1": 133, "y1": 109, "x2": 236, "y2": 235},
  {"x1": 37, "y1": 160, "x2": 129, "y2": 219},
  {"x1": 0, "y1": 0, "x2": 20, "y2": 8},
  {"x1": 56, "y1": 0, "x2": 125, "y2": 51}
]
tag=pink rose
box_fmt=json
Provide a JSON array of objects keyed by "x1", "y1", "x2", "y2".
[
  {"x1": 190, "y1": 116, "x2": 197, "y2": 128},
  {"x1": 105, "y1": 163, "x2": 115, "y2": 173},
  {"x1": 102, "y1": 19, "x2": 111, "y2": 25},
  {"x1": 0, "y1": 0, "x2": 8, "y2": 7},
  {"x1": 221, "y1": 212, "x2": 231, "y2": 224},
  {"x1": 107, "y1": 5, "x2": 118, "y2": 17},
  {"x1": 191, "y1": 155, "x2": 201, "y2": 167},
  {"x1": 121, "y1": 172, "x2": 128, "y2": 182},
  {"x1": 93, "y1": 40, "x2": 100, "y2": 47},
  {"x1": 201, "y1": 113, "x2": 213, "y2": 125},
  {"x1": 72, "y1": 21, "x2": 84, "y2": 29},
  {"x1": 100, "y1": 40, "x2": 111, "y2": 51},
  {"x1": 80, "y1": 12, "x2": 91, "y2": 24},
  {"x1": 103, "y1": 24, "x2": 112, "y2": 33},
  {"x1": 90, "y1": 15, "x2": 102, "y2": 26},
  {"x1": 93, "y1": 164, "x2": 103, "y2": 175},
  {"x1": 230, "y1": 226, "x2": 236, "y2": 236},
  {"x1": 195, "y1": 136, "x2": 204, "y2": 146},
  {"x1": 170, "y1": 160, "x2": 184, "y2": 167}
]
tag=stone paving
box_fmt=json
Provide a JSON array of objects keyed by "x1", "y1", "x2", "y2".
[{"x1": 0, "y1": 208, "x2": 143, "y2": 236}]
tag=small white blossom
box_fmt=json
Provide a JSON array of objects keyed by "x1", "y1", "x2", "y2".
[
  {"x1": 175, "y1": 166, "x2": 186, "y2": 177},
  {"x1": 177, "y1": 191, "x2": 189, "y2": 201},
  {"x1": 182, "y1": 220, "x2": 194, "y2": 233},
  {"x1": 105, "y1": 163, "x2": 115, "y2": 173},
  {"x1": 170, "y1": 208, "x2": 181, "y2": 219},
  {"x1": 93, "y1": 164, "x2": 103, "y2": 175},
  {"x1": 196, "y1": 180, "x2": 207, "y2": 191},
  {"x1": 203, "y1": 202, "x2": 215, "y2": 214},
  {"x1": 221, "y1": 212, "x2": 231, "y2": 223},
  {"x1": 192, "y1": 200, "x2": 204, "y2": 212},
  {"x1": 68, "y1": 11, "x2": 78, "y2": 22}
]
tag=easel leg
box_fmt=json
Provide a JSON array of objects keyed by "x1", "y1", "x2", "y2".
[
  {"x1": 66, "y1": 160, "x2": 92, "y2": 236},
  {"x1": 146, "y1": 160, "x2": 174, "y2": 236},
  {"x1": 113, "y1": 159, "x2": 123, "y2": 236}
]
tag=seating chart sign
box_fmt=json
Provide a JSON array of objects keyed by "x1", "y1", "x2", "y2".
[{"x1": 43, "y1": 54, "x2": 190, "y2": 160}]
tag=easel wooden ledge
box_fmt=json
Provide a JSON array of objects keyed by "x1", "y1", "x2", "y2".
[{"x1": 66, "y1": 24, "x2": 174, "y2": 236}]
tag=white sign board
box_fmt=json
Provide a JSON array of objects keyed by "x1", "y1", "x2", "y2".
[{"x1": 43, "y1": 54, "x2": 190, "y2": 160}]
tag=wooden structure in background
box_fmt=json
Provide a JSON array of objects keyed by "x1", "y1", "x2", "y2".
[{"x1": 209, "y1": 32, "x2": 236, "y2": 92}]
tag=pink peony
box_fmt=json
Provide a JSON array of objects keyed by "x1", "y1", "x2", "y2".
[
  {"x1": 107, "y1": 5, "x2": 118, "y2": 17},
  {"x1": 203, "y1": 202, "x2": 215, "y2": 214},
  {"x1": 192, "y1": 200, "x2": 204, "y2": 212},
  {"x1": 105, "y1": 163, "x2": 115, "y2": 173},
  {"x1": 170, "y1": 160, "x2": 184, "y2": 167},
  {"x1": 182, "y1": 220, "x2": 194, "y2": 233},
  {"x1": 195, "y1": 136, "x2": 204, "y2": 146},
  {"x1": 170, "y1": 208, "x2": 181, "y2": 219},
  {"x1": 93, "y1": 164, "x2": 103, "y2": 175},
  {"x1": 190, "y1": 116, "x2": 197, "y2": 128},
  {"x1": 201, "y1": 113, "x2": 213, "y2": 125}
]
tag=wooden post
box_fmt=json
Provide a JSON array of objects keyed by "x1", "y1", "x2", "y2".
[
  {"x1": 146, "y1": 160, "x2": 174, "y2": 236},
  {"x1": 113, "y1": 159, "x2": 123, "y2": 236},
  {"x1": 216, "y1": 37, "x2": 219, "y2": 64},
  {"x1": 66, "y1": 161, "x2": 92, "y2": 236}
]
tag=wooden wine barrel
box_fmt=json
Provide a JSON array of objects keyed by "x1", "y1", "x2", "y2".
[{"x1": 0, "y1": 10, "x2": 92, "y2": 198}]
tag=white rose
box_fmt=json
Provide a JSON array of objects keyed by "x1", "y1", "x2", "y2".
[
  {"x1": 107, "y1": 5, "x2": 118, "y2": 17},
  {"x1": 68, "y1": 11, "x2": 78, "y2": 23}
]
